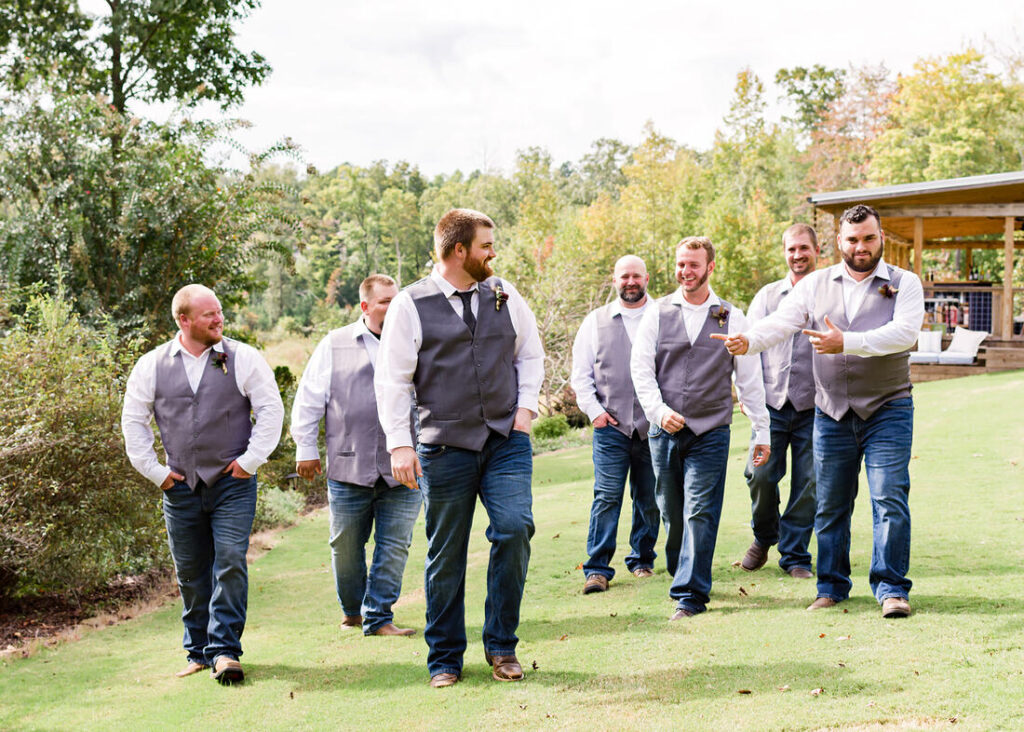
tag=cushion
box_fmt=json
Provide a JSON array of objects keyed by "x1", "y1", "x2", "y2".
[
  {"x1": 945, "y1": 326, "x2": 988, "y2": 356},
  {"x1": 937, "y1": 352, "x2": 978, "y2": 365},
  {"x1": 915, "y1": 330, "x2": 942, "y2": 353},
  {"x1": 909, "y1": 352, "x2": 940, "y2": 364}
]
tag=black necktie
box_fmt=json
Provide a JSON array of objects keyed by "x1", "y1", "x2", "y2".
[{"x1": 457, "y1": 291, "x2": 476, "y2": 334}]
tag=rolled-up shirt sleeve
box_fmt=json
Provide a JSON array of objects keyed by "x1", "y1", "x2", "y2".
[
  {"x1": 121, "y1": 352, "x2": 172, "y2": 487},
  {"x1": 375, "y1": 291, "x2": 421, "y2": 452},
  {"x1": 630, "y1": 304, "x2": 671, "y2": 429},
  {"x1": 234, "y1": 345, "x2": 285, "y2": 476},
  {"x1": 729, "y1": 309, "x2": 770, "y2": 445},
  {"x1": 505, "y1": 279, "x2": 545, "y2": 417},
  {"x1": 570, "y1": 312, "x2": 604, "y2": 421},
  {"x1": 842, "y1": 271, "x2": 925, "y2": 356},
  {"x1": 290, "y1": 334, "x2": 333, "y2": 462}
]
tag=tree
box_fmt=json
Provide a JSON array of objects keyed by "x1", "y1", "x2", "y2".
[
  {"x1": 776, "y1": 65, "x2": 847, "y2": 136},
  {"x1": 0, "y1": 91, "x2": 299, "y2": 340},
  {"x1": 870, "y1": 48, "x2": 1024, "y2": 184},
  {"x1": 0, "y1": 0, "x2": 269, "y2": 114}
]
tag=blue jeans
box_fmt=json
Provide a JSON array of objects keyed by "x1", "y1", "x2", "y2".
[
  {"x1": 583, "y1": 426, "x2": 659, "y2": 579},
  {"x1": 328, "y1": 476, "x2": 422, "y2": 634},
  {"x1": 814, "y1": 397, "x2": 914, "y2": 604},
  {"x1": 417, "y1": 429, "x2": 534, "y2": 677},
  {"x1": 648, "y1": 425, "x2": 731, "y2": 614},
  {"x1": 744, "y1": 402, "x2": 816, "y2": 572},
  {"x1": 162, "y1": 474, "x2": 257, "y2": 665}
]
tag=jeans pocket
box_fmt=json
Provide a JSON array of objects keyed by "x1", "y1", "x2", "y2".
[{"x1": 417, "y1": 443, "x2": 446, "y2": 458}]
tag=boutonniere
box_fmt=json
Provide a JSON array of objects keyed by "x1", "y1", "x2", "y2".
[
  {"x1": 878, "y1": 284, "x2": 899, "y2": 298},
  {"x1": 492, "y1": 282, "x2": 509, "y2": 312},
  {"x1": 712, "y1": 306, "x2": 729, "y2": 327},
  {"x1": 211, "y1": 351, "x2": 228, "y2": 374}
]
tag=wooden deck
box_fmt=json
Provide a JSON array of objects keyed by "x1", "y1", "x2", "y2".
[{"x1": 910, "y1": 338, "x2": 1024, "y2": 382}]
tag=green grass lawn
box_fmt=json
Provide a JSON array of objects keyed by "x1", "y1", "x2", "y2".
[{"x1": 3, "y1": 371, "x2": 1023, "y2": 731}]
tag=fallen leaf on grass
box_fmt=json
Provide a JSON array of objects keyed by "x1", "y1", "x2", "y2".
[
  {"x1": 575, "y1": 563, "x2": 583, "y2": 570},
  {"x1": 818, "y1": 633, "x2": 826, "y2": 638},
  {"x1": 777, "y1": 685, "x2": 791, "y2": 692},
  {"x1": 837, "y1": 635, "x2": 851, "y2": 641},
  {"x1": 867, "y1": 701, "x2": 876, "y2": 708},
  {"x1": 518, "y1": 704, "x2": 527, "y2": 710},
  {"x1": 810, "y1": 688, "x2": 824, "y2": 696},
  {"x1": 610, "y1": 612, "x2": 617, "y2": 617},
  {"x1": 738, "y1": 587, "x2": 748, "y2": 596},
  {"x1": 532, "y1": 660, "x2": 539, "y2": 670},
  {"x1": 737, "y1": 689, "x2": 752, "y2": 695},
  {"x1": 289, "y1": 691, "x2": 294, "y2": 699},
  {"x1": 552, "y1": 533, "x2": 560, "y2": 539},
  {"x1": 559, "y1": 634, "x2": 569, "y2": 641},
  {"x1": 837, "y1": 663, "x2": 846, "y2": 668},
  {"x1": 949, "y1": 716, "x2": 958, "y2": 724},
  {"x1": 731, "y1": 560, "x2": 742, "y2": 567}
]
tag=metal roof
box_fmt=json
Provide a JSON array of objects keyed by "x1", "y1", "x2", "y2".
[{"x1": 807, "y1": 170, "x2": 1024, "y2": 206}]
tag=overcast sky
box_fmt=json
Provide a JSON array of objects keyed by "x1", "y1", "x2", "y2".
[{"x1": 85, "y1": 0, "x2": 1024, "y2": 175}]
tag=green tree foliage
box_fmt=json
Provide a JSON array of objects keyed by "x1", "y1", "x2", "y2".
[
  {"x1": 776, "y1": 64, "x2": 847, "y2": 136},
  {"x1": 0, "y1": 0, "x2": 269, "y2": 113},
  {"x1": 0, "y1": 91, "x2": 299, "y2": 341},
  {"x1": 870, "y1": 48, "x2": 1024, "y2": 184},
  {"x1": 0, "y1": 290, "x2": 168, "y2": 602}
]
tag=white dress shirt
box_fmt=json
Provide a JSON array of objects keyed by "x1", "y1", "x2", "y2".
[
  {"x1": 744, "y1": 259, "x2": 924, "y2": 357},
  {"x1": 121, "y1": 333, "x2": 284, "y2": 487},
  {"x1": 570, "y1": 298, "x2": 651, "y2": 421},
  {"x1": 630, "y1": 287, "x2": 770, "y2": 445},
  {"x1": 375, "y1": 268, "x2": 545, "y2": 452},
  {"x1": 290, "y1": 316, "x2": 378, "y2": 462}
]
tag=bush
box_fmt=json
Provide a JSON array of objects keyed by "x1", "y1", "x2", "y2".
[
  {"x1": 532, "y1": 414, "x2": 571, "y2": 440},
  {"x1": 252, "y1": 486, "x2": 305, "y2": 532},
  {"x1": 0, "y1": 292, "x2": 168, "y2": 604}
]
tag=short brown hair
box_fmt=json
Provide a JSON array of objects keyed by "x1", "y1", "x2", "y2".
[
  {"x1": 359, "y1": 274, "x2": 396, "y2": 302},
  {"x1": 434, "y1": 208, "x2": 494, "y2": 260},
  {"x1": 783, "y1": 223, "x2": 819, "y2": 248},
  {"x1": 676, "y1": 236, "x2": 715, "y2": 263}
]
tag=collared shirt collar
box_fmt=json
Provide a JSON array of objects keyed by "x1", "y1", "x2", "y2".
[
  {"x1": 171, "y1": 331, "x2": 225, "y2": 358},
  {"x1": 670, "y1": 286, "x2": 721, "y2": 310},
  {"x1": 352, "y1": 315, "x2": 379, "y2": 342},
  {"x1": 832, "y1": 258, "x2": 891, "y2": 283},
  {"x1": 430, "y1": 267, "x2": 478, "y2": 298}
]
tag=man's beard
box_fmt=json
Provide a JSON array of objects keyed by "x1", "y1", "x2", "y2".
[
  {"x1": 465, "y1": 256, "x2": 494, "y2": 283},
  {"x1": 618, "y1": 284, "x2": 646, "y2": 303},
  {"x1": 681, "y1": 269, "x2": 709, "y2": 292},
  {"x1": 842, "y1": 244, "x2": 883, "y2": 274}
]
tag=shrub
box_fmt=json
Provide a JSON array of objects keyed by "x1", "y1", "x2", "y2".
[
  {"x1": 0, "y1": 292, "x2": 168, "y2": 604},
  {"x1": 252, "y1": 486, "x2": 305, "y2": 532},
  {"x1": 532, "y1": 414, "x2": 571, "y2": 440}
]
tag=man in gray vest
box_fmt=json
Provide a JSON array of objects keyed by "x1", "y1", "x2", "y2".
[
  {"x1": 716, "y1": 205, "x2": 924, "y2": 618},
  {"x1": 571, "y1": 255, "x2": 660, "y2": 594},
  {"x1": 375, "y1": 208, "x2": 544, "y2": 688},
  {"x1": 122, "y1": 284, "x2": 284, "y2": 684},
  {"x1": 291, "y1": 274, "x2": 421, "y2": 637},
  {"x1": 737, "y1": 224, "x2": 820, "y2": 579},
  {"x1": 631, "y1": 237, "x2": 771, "y2": 619}
]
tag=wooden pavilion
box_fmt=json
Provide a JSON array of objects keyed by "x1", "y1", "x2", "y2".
[{"x1": 807, "y1": 171, "x2": 1024, "y2": 379}]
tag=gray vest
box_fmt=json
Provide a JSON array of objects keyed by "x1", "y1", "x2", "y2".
[
  {"x1": 812, "y1": 266, "x2": 912, "y2": 421},
  {"x1": 592, "y1": 303, "x2": 649, "y2": 439},
  {"x1": 756, "y1": 279, "x2": 815, "y2": 412},
  {"x1": 653, "y1": 296, "x2": 736, "y2": 436},
  {"x1": 408, "y1": 276, "x2": 518, "y2": 451},
  {"x1": 324, "y1": 323, "x2": 405, "y2": 488},
  {"x1": 153, "y1": 338, "x2": 253, "y2": 491}
]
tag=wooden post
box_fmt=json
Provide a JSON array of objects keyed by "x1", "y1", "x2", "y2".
[
  {"x1": 965, "y1": 247, "x2": 973, "y2": 278},
  {"x1": 913, "y1": 217, "x2": 924, "y2": 277},
  {"x1": 1004, "y1": 217, "x2": 1015, "y2": 339}
]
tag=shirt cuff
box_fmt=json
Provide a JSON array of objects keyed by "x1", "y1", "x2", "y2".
[
  {"x1": 842, "y1": 331, "x2": 865, "y2": 354},
  {"x1": 585, "y1": 404, "x2": 606, "y2": 421},
  {"x1": 386, "y1": 434, "x2": 415, "y2": 452},
  {"x1": 295, "y1": 444, "x2": 320, "y2": 462},
  {"x1": 235, "y1": 455, "x2": 264, "y2": 476},
  {"x1": 517, "y1": 396, "x2": 539, "y2": 418},
  {"x1": 146, "y1": 465, "x2": 172, "y2": 488},
  {"x1": 753, "y1": 429, "x2": 771, "y2": 445},
  {"x1": 653, "y1": 405, "x2": 672, "y2": 429}
]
